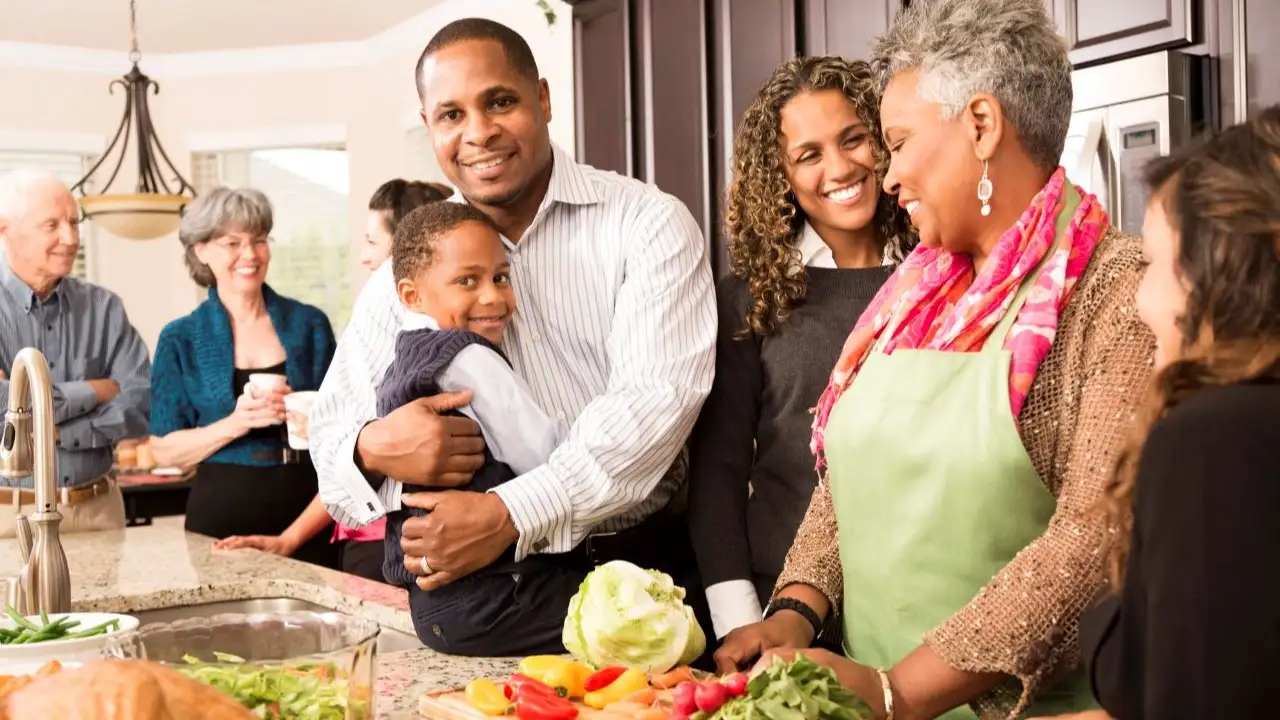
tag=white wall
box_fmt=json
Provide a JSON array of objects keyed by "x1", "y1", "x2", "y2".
[{"x1": 0, "y1": 0, "x2": 575, "y2": 351}]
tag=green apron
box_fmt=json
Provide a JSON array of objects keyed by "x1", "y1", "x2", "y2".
[{"x1": 824, "y1": 190, "x2": 1094, "y2": 718}]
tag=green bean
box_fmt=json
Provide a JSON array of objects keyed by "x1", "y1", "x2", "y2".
[
  {"x1": 4, "y1": 606, "x2": 38, "y2": 632},
  {"x1": 65, "y1": 619, "x2": 119, "y2": 639},
  {"x1": 0, "y1": 605, "x2": 120, "y2": 645}
]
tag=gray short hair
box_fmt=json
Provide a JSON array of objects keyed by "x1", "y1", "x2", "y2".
[
  {"x1": 178, "y1": 186, "x2": 273, "y2": 288},
  {"x1": 873, "y1": 0, "x2": 1072, "y2": 170}
]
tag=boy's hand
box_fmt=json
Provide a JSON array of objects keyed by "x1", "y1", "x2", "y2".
[{"x1": 356, "y1": 392, "x2": 485, "y2": 486}]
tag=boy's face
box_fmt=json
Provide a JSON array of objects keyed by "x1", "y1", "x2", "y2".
[{"x1": 396, "y1": 220, "x2": 516, "y2": 345}]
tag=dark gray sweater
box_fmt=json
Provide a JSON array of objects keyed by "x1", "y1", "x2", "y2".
[{"x1": 688, "y1": 266, "x2": 893, "y2": 602}]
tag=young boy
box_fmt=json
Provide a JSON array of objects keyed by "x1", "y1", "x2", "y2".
[{"x1": 378, "y1": 201, "x2": 586, "y2": 657}]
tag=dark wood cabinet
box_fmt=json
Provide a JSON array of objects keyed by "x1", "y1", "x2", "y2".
[
  {"x1": 1059, "y1": 0, "x2": 1197, "y2": 67},
  {"x1": 633, "y1": 0, "x2": 713, "y2": 236},
  {"x1": 569, "y1": 0, "x2": 713, "y2": 241},
  {"x1": 571, "y1": 0, "x2": 633, "y2": 177},
  {"x1": 800, "y1": 0, "x2": 904, "y2": 61},
  {"x1": 706, "y1": 0, "x2": 800, "y2": 273},
  {"x1": 1215, "y1": 0, "x2": 1280, "y2": 127}
]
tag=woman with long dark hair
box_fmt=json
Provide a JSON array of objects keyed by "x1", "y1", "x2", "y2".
[{"x1": 1045, "y1": 108, "x2": 1280, "y2": 720}]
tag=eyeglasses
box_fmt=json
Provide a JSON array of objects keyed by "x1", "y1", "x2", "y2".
[{"x1": 211, "y1": 235, "x2": 273, "y2": 253}]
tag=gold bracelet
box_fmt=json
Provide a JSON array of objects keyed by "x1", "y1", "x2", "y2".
[{"x1": 876, "y1": 668, "x2": 895, "y2": 720}]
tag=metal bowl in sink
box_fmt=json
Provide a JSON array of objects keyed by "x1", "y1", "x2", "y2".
[{"x1": 101, "y1": 611, "x2": 378, "y2": 719}]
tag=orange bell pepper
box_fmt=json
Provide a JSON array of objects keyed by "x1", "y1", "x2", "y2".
[{"x1": 517, "y1": 656, "x2": 591, "y2": 698}]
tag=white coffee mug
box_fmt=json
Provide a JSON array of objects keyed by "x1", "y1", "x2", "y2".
[
  {"x1": 283, "y1": 391, "x2": 318, "y2": 450},
  {"x1": 247, "y1": 372, "x2": 288, "y2": 393}
]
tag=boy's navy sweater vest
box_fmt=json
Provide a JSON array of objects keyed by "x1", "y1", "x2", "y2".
[{"x1": 377, "y1": 327, "x2": 520, "y2": 587}]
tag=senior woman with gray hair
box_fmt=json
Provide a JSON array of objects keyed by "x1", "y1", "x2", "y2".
[
  {"x1": 148, "y1": 187, "x2": 338, "y2": 568},
  {"x1": 716, "y1": 0, "x2": 1153, "y2": 718}
]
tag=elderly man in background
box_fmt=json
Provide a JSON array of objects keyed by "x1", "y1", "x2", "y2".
[{"x1": 0, "y1": 169, "x2": 151, "y2": 535}]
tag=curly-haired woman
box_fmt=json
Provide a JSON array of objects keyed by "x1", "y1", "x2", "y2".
[
  {"x1": 688, "y1": 55, "x2": 915, "y2": 643},
  {"x1": 1040, "y1": 108, "x2": 1280, "y2": 720}
]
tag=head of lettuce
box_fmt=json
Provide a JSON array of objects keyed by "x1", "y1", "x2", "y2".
[{"x1": 562, "y1": 560, "x2": 707, "y2": 672}]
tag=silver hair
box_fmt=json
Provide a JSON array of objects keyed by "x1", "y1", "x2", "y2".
[
  {"x1": 178, "y1": 186, "x2": 273, "y2": 288},
  {"x1": 0, "y1": 169, "x2": 70, "y2": 223},
  {"x1": 873, "y1": 0, "x2": 1073, "y2": 170}
]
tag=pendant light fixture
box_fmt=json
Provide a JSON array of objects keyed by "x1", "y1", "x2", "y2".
[{"x1": 71, "y1": 0, "x2": 194, "y2": 240}]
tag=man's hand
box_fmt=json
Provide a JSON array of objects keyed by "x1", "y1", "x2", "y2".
[
  {"x1": 87, "y1": 379, "x2": 119, "y2": 403},
  {"x1": 398, "y1": 491, "x2": 518, "y2": 591},
  {"x1": 356, "y1": 392, "x2": 485, "y2": 486}
]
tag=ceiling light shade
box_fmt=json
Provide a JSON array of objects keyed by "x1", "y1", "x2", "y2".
[
  {"x1": 78, "y1": 193, "x2": 187, "y2": 240},
  {"x1": 72, "y1": 0, "x2": 194, "y2": 241}
]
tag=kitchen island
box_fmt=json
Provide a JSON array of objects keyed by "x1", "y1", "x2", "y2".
[{"x1": 0, "y1": 517, "x2": 517, "y2": 719}]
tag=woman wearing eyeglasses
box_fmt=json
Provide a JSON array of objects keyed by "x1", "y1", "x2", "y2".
[{"x1": 148, "y1": 186, "x2": 338, "y2": 568}]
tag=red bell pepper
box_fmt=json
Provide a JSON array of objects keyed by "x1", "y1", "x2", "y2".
[
  {"x1": 513, "y1": 692, "x2": 579, "y2": 720},
  {"x1": 583, "y1": 666, "x2": 627, "y2": 692},
  {"x1": 505, "y1": 673, "x2": 560, "y2": 700}
]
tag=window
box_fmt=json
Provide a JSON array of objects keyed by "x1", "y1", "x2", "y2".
[
  {"x1": 0, "y1": 150, "x2": 97, "y2": 281},
  {"x1": 191, "y1": 146, "x2": 353, "y2": 332}
]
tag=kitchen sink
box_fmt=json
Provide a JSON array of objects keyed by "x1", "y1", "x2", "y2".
[{"x1": 131, "y1": 598, "x2": 425, "y2": 654}]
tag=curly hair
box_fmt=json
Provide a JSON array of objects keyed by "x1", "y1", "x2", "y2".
[
  {"x1": 724, "y1": 55, "x2": 914, "y2": 337},
  {"x1": 1103, "y1": 106, "x2": 1280, "y2": 587},
  {"x1": 391, "y1": 200, "x2": 498, "y2": 283}
]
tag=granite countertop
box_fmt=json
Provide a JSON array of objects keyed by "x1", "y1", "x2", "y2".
[{"x1": 0, "y1": 517, "x2": 519, "y2": 719}]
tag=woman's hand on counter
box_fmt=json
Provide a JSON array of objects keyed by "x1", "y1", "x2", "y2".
[{"x1": 213, "y1": 533, "x2": 300, "y2": 557}]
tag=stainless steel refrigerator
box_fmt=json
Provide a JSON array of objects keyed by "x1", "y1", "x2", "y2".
[{"x1": 1060, "y1": 50, "x2": 1213, "y2": 235}]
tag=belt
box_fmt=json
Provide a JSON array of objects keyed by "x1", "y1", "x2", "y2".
[
  {"x1": 249, "y1": 448, "x2": 307, "y2": 465},
  {"x1": 6, "y1": 475, "x2": 113, "y2": 508},
  {"x1": 582, "y1": 506, "x2": 689, "y2": 568}
]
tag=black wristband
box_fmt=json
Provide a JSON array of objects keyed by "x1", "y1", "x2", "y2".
[{"x1": 764, "y1": 597, "x2": 823, "y2": 640}]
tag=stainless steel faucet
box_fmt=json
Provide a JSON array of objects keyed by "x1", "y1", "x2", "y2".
[{"x1": 0, "y1": 348, "x2": 70, "y2": 615}]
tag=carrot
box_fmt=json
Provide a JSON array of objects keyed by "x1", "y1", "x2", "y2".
[
  {"x1": 650, "y1": 666, "x2": 694, "y2": 689},
  {"x1": 624, "y1": 688, "x2": 657, "y2": 707},
  {"x1": 634, "y1": 708, "x2": 667, "y2": 720}
]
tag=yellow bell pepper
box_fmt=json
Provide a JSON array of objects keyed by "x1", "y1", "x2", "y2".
[
  {"x1": 464, "y1": 678, "x2": 512, "y2": 716},
  {"x1": 543, "y1": 660, "x2": 591, "y2": 699},
  {"x1": 519, "y1": 655, "x2": 570, "y2": 678},
  {"x1": 517, "y1": 656, "x2": 591, "y2": 698},
  {"x1": 583, "y1": 668, "x2": 649, "y2": 709}
]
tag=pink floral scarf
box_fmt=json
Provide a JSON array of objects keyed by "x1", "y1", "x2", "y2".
[{"x1": 810, "y1": 168, "x2": 1107, "y2": 469}]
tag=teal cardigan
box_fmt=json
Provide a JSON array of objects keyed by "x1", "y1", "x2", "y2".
[{"x1": 149, "y1": 285, "x2": 336, "y2": 466}]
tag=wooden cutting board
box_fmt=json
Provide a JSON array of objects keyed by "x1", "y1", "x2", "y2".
[{"x1": 418, "y1": 680, "x2": 689, "y2": 719}]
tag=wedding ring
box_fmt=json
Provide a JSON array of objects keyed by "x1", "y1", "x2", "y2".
[{"x1": 419, "y1": 555, "x2": 433, "y2": 575}]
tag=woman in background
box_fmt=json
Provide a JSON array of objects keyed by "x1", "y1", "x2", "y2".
[
  {"x1": 217, "y1": 178, "x2": 453, "y2": 581},
  {"x1": 150, "y1": 187, "x2": 338, "y2": 568},
  {"x1": 359, "y1": 179, "x2": 453, "y2": 271},
  {"x1": 1039, "y1": 108, "x2": 1280, "y2": 720},
  {"x1": 689, "y1": 55, "x2": 914, "y2": 643},
  {"x1": 717, "y1": 0, "x2": 1153, "y2": 716}
]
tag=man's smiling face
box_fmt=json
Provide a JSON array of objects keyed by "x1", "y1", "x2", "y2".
[{"x1": 420, "y1": 38, "x2": 553, "y2": 211}]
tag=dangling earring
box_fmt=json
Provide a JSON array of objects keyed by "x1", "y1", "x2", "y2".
[{"x1": 977, "y1": 160, "x2": 993, "y2": 217}]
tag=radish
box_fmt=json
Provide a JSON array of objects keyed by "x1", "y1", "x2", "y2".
[
  {"x1": 695, "y1": 681, "x2": 729, "y2": 713},
  {"x1": 720, "y1": 673, "x2": 748, "y2": 698},
  {"x1": 671, "y1": 681, "x2": 698, "y2": 716}
]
